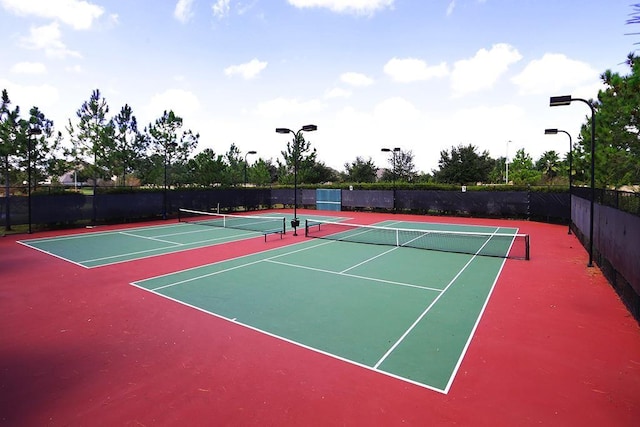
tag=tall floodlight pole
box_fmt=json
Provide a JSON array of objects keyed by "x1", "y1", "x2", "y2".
[
  {"x1": 550, "y1": 95, "x2": 596, "y2": 267},
  {"x1": 244, "y1": 150, "x2": 257, "y2": 188},
  {"x1": 163, "y1": 141, "x2": 177, "y2": 220},
  {"x1": 381, "y1": 147, "x2": 401, "y2": 212},
  {"x1": 506, "y1": 140, "x2": 511, "y2": 184},
  {"x1": 545, "y1": 128, "x2": 573, "y2": 235},
  {"x1": 244, "y1": 150, "x2": 257, "y2": 210},
  {"x1": 275, "y1": 124, "x2": 317, "y2": 236},
  {"x1": 27, "y1": 127, "x2": 42, "y2": 234}
]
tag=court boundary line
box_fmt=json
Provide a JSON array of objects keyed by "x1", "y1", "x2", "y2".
[
  {"x1": 131, "y1": 237, "x2": 332, "y2": 284},
  {"x1": 145, "y1": 239, "x2": 340, "y2": 291},
  {"x1": 119, "y1": 231, "x2": 183, "y2": 245},
  {"x1": 18, "y1": 211, "x2": 320, "y2": 244},
  {"x1": 79, "y1": 229, "x2": 259, "y2": 266},
  {"x1": 18, "y1": 222, "x2": 188, "y2": 243},
  {"x1": 126, "y1": 220, "x2": 514, "y2": 393},
  {"x1": 265, "y1": 259, "x2": 443, "y2": 292},
  {"x1": 16, "y1": 240, "x2": 89, "y2": 269},
  {"x1": 372, "y1": 227, "x2": 503, "y2": 370},
  {"x1": 18, "y1": 226, "x2": 271, "y2": 269},
  {"x1": 340, "y1": 246, "x2": 399, "y2": 273},
  {"x1": 132, "y1": 228, "x2": 506, "y2": 393},
  {"x1": 17, "y1": 213, "x2": 356, "y2": 269},
  {"x1": 443, "y1": 257, "x2": 507, "y2": 394},
  {"x1": 129, "y1": 280, "x2": 448, "y2": 394}
]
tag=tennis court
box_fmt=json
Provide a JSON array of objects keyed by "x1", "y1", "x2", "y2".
[{"x1": 131, "y1": 218, "x2": 523, "y2": 392}]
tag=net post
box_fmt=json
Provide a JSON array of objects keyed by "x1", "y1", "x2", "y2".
[
  {"x1": 525, "y1": 234, "x2": 530, "y2": 260},
  {"x1": 282, "y1": 217, "x2": 286, "y2": 235},
  {"x1": 178, "y1": 208, "x2": 183, "y2": 223},
  {"x1": 304, "y1": 219, "x2": 308, "y2": 237}
]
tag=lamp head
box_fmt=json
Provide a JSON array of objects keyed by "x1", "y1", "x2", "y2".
[
  {"x1": 301, "y1": 124, "x2": 317, "y2": 132},
  {"x1": 549, "y1": 95, "x2": 572, "y2": 107},
  {"x1": 247, "y1": 150, "x2": 257, "y2": 155},
  {"x1": 544, "y1": 128, "x2": 559, "y2": 135},
  {"x1": 275, "y1": 128, "x2": 291, "y2": 134}
]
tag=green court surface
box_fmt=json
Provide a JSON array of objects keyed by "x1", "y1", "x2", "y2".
[
  {"x1": 18, "y1": 213, "x2": 346, "y2": 268},
  {"x1": 133, "y1": 220, "x2": 519, "y2": 392}
]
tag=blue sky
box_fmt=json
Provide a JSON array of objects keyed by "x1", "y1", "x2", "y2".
[{"x1": 0, "y1": 0, "x2": 636, "y2": 173}]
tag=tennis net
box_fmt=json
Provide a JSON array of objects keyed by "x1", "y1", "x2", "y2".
[
  {"x1": 179, "y1": 208, "x2": 286, "y2": 234},
  {"x1": 305, "y1": 219, "x2": 529, "y2": 260}
]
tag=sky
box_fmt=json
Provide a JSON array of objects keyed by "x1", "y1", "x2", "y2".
[{"x1": 0, "y1": 0, "x2": 636, "y2": 174}]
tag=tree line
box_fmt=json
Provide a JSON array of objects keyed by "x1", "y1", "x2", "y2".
[{"x1": 1, "y1": 52, "x2": 638, "y2": 192}]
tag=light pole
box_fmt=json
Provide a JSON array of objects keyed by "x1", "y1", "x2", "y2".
[
  {"x1": 244, "y1": 150, "x2": 257, "y2": 211},
  {"x1": 545, "y1": 128, "x2": 573, "y2": 235},
  {"x1": 506, "y1": 140, "x2": 510, "y2": 184},
  {"x1": 244, "y1": 150, "x2": 257, "y2": 188},
  {"x1": 381, "y1": 147, "x2": 400, "y2": 212},
  {"x1": 27, "y1": 126, "x2": 42, "y2": 234},
  {"x1": 550, "y1": 95, "x2": 596, "y2": 267},
  {"x1": 163, "y1": 141, "x2": 177, "y2": 220},
  {"x1": 275, "y1": 124, "x2": 317, "y2": 235}
]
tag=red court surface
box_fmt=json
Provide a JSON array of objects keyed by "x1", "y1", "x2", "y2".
[{"x1": 1, "y1": 210, "x2": 639, "y2": 426}]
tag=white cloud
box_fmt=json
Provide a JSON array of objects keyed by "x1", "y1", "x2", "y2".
[
  {"x1": 0, "y1": 0, "x2": 104, "y2": 30},
  {"x1": 325, "y1": 87, "x2": 352, "y2": 99},
  {"x1": 11, "y1": 62, "x2": 47, "y2": 74},
  {"x1": 212, "y1": 0, "x2": 231, "y2": 19},
  {"x1": 174, "y1": 0, "x2": 195, "y2": 23},
  {"x1": 340, "y1": 72, "x2": 374, "y2": 87},
  {"x1": 448, "y1": 104, "x2": 526, "y2": 143},
  {"x1": 373, "y1": 97, "x2": 421, "y2": 121},
  {"x1": 450, "y1": 43, "x2": 522, "y2": 97},
  {"x1": 511, "y1": 53, "x2": 600, "y2": 95},
  {"x1": 65, "y1": 64, "x2": 84, "y2": 73},
  {"x1": 287, "y1": 0, "x2": 394, "y2": 15},
  {"x1": 255, "y1": 97, "x2": 326, "y2": 120},
  {"x1": 0, "y1": 78, "x2": 60, "y2": 111},
  {"x1": 224, "y1": 58, "x2": 268, "y2": 79},
  {"x1": 384, "y1": 57, "x2": 449, "y2": 83},
  {"x1": 20, "y1": 22, "x2": 81, "y2": 59},
  {"x1": 322, "y1": 98, "x2": 431, "y2": 170}
]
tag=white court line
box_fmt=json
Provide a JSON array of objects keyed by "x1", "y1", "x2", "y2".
[
  {"x1": 80, "y1": 231, "x2": 257, "y2": 265},
  {"x1": 340, "y1": 246, "x2": 399, "y2": 274},
  {"x1": 147, "y1": 239, "x2": 340, "y2": 291},
  {"x1": 150, "y1": 226, "x2": 218, "y2": 238},
  {"x1": 129, "y1": 281, "x2": 447, "y2": 394},
  {"x1": 19, "y1": 222, "x2": 187, "y2": 243},
  {"x1": 119, "y1": 231, "x2": 182, "y2": 245},
  {"x1": 132, "y1": 223, "x2": 508, "y2": 394},
  {"x1": 151, "y1": 258, "x2": 268, "y2": 291},
  {"x1": 133, "y1": 238, "x2": 335, "y2": 284},
  {"x1": 16, "y1": 240, "x2": 90, "y2": 269},
  {"x1": 373, "y1": 227, "x2": 502, "y2": 370},
  {"x1": 265, "y1": 259, "x2": 443, "y2": 293},
  {"x1": 443, "y1": 256, "x2": 507, "y2": 394}
]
